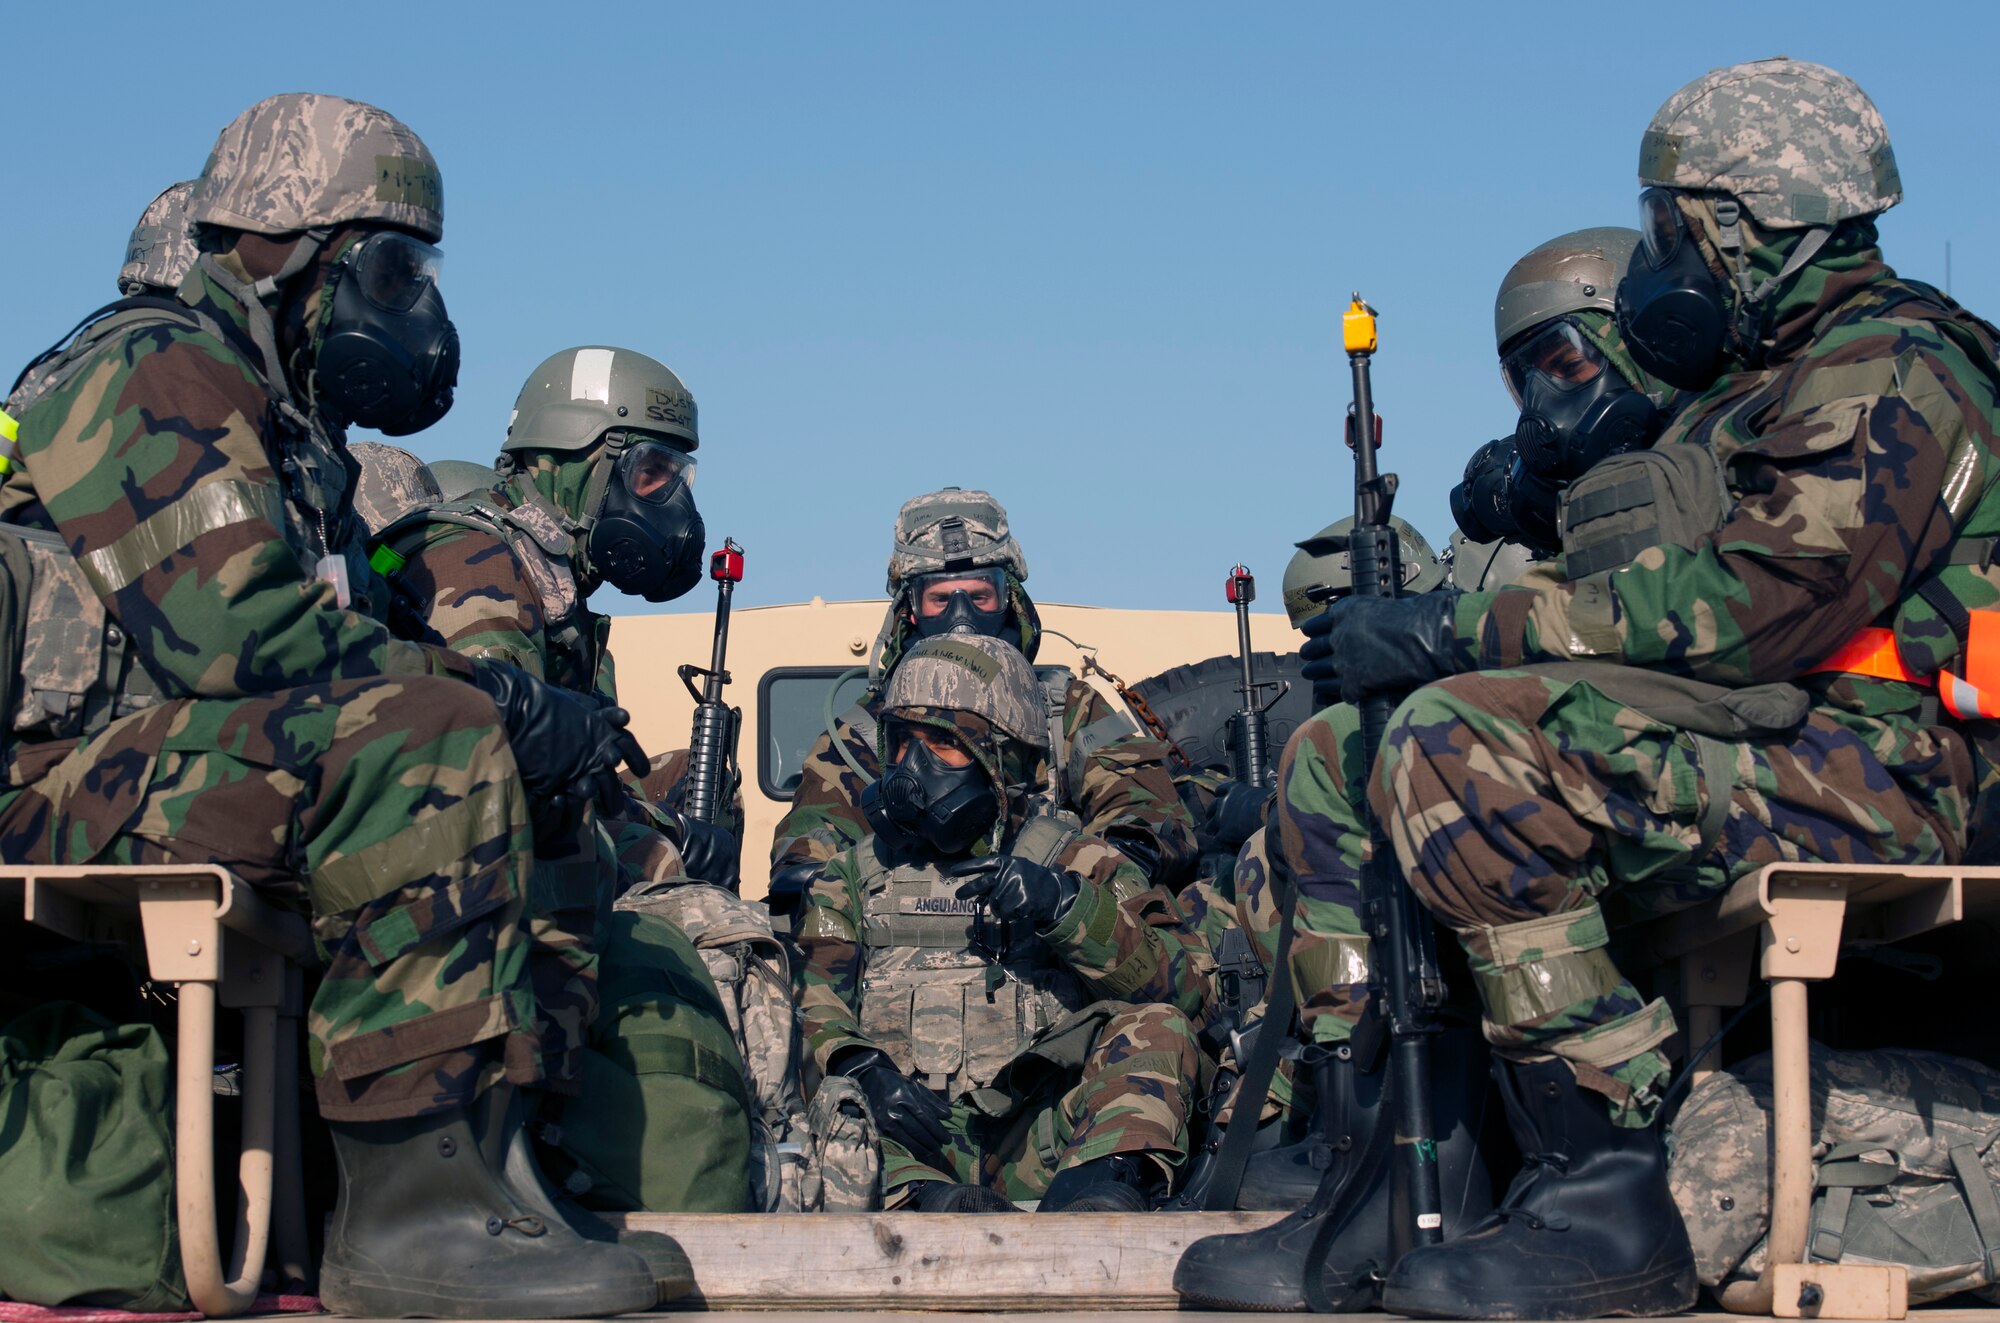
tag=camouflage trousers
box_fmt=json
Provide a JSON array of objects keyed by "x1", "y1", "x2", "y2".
[
  {"x1": 881, "y1": 1001, "x2": 1201, "y2": 1202},
  {"x1": 0, "y1": 675, "x2": 542, "y2": 1122},
  {"x1": 1227, "y1": 702, "x2": 1376, "y2": 1048},
  {"x1": 1374, "y1": 668, "x2": 1973, "y2": 1127}
]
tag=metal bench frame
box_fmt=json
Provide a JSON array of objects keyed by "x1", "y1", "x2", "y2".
[
  {"x1": 2, "y1": 864, "x2": 315, "y2": 1317},
  {"x1": 1638, "y1": 861, "x2": 2000, "y2": 1320}
]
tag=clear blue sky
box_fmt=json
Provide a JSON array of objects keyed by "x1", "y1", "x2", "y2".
[{"x1": 5, "y1": 2, "x2": 1995, "y2": 615}]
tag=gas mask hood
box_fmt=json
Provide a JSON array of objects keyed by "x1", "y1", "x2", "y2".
[
  {"x1": 315, "y1": 231, "x2": 459, "y2": 436},
  {"x1": 583, "y1": 438, "x2": 704, "y2": 602},
  {"x1": 862, "y1": 728, "x2": 1000, "y2": 857}
]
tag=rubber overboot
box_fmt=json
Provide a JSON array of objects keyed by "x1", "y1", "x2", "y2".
[
  {"x1": 1236, "y1": 1043, "x2": 1358, "y2": 1211},
  {"x1": 1173, "y1": 1024, "x2": 1495, "y2": 1312},
  {"x1": 495, "y1": 1106, "x2": 695, "y2": 1305},
  {"x1": 1382, "y1": 1057, "x2": 1696, "y2": 1320},
  {"x1": 906, "y1": 1181, "x2": 1017, "y2": 1213},
  {"x1": 319, "y1": 1107, "x2": 657, "y2": 1319},
  {"x1": 1039, "y1": 1154, "x2": 1153, "y2": 1212}
]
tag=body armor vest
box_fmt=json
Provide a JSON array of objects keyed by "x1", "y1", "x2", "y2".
[{"x1": 851, "y1": 815, "x2": 1084, "y2": 1095}]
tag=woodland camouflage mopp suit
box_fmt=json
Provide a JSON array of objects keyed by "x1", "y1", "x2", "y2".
[
  {"x1": 1285, "y1": 59, "x2": 2000, "y2": 1321},
  {"x1": 769, "y1": 487, "x2": 1199, "y2": 912},
  {"x1": 369, "y1": 346, "x2": 732, "y2": 1074},
  {"x1": 1173, "y1": 230, "x2": 1678, "y2": 1311},
  {"x1": 0, "y1": 95, "x2": 665, "y2": 1319},
  {"x1": 794, "y1": 634, "x2": 1207, "y2": 1211}
]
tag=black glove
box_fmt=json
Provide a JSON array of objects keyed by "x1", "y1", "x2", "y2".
[
  {"x1": 1314, "y1": 591, "x2": 1466, "y2": 703},
  {"x1": 837, "y1": 1047, "x2": 952, "y2": 1163},
  {"x1": 1105, "y1": 829, "x2": 1163, "y2": 884},
  {"x1": 948, "y1": 853, "x2": 1081, "y2": 932},
  {"x1": 1205, "y1": 779, "x2": 1273, "y2": 852},
  {"x1": 469, "y1": 660, "x2": 650, "y2": 841},
  {"x1": 1298, "y1": 603, "x2": 1341, "y2": 708},
  {"x1": 672, "y1": 815, "x2": 741, "y2": 892},
  {"x1": 765, "y1": 862, "x2": 821, "y2": 918}
]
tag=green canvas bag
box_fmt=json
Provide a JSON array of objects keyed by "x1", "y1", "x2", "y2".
[{"x1": 0, "y1": 1001, "x2": 186, "y2": 1310}]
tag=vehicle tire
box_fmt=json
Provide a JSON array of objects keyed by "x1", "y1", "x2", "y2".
[{"x1": 1128, "y1": 652, "x2": 1312, "y2": 775}]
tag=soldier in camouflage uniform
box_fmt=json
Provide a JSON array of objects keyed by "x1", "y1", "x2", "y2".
[
  {"x1": 368, "y1": 346, "x2": 733, "y2": 1077},
  {"x1": 1177, "y1": 231, "x2": 1675, "y2": 1308},
  {"x1": 769, "y1": 488, "x2": 1199, "y2": 918},
  {"x1": 795, "y1": 634, "x2": 1207, "y2": 1212},
  {"x1": 0, "y1": 95, "x2": 666, "y2": 1318},
  {"x1": 1296, "y1": 61, "x2": 2000, "y2": 1320}
]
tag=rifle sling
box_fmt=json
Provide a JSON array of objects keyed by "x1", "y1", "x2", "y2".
[{"x1": 1202, "y1": 876, "x2": 1300, "y2": 1211}]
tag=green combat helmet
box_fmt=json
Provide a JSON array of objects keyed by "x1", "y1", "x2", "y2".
[
  {"x1": 1639, "y1": 57, "x2": 1900, "y2": 230},
  {"x1": 190, "y1": 93, "x2": 443, "y2": 242},
  {"x1": 429, "y1": 457, "x2": 501, "y2": 501},
  {"x1": 1281, "y1": 515, "x2": 1444, "y2": 628},
  {"x1": 117, "y1": 181, "x2": 199, "y2": 296},
  {"x1": 501, "y1": 345, "x2": 705, "y2": 602}
]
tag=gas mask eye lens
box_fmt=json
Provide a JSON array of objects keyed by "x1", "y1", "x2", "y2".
[
  {"x1": 1638, "y1": 189, "x2": 1683, "y2": 271},
  {"x1": 620, "y1": 441, "x2": 694, "y2": 502},
  {"x1": 914, "y1": 570, "x2": 1005, "y2": 617},
  {"x1": 1501, "y1": 321, "x2": 1606, "y2": 401},
  {"x1": 348, "y1": 233, "x2": 443, "y2": 313}
]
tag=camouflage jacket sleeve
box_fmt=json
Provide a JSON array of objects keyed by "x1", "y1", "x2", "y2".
[
  {"x1": 389, "y1": 520, "x2": 550, "y2": 677},
  {"x1": 1453, "y1": 312, "x2": 1989, "y2": 686},
  {"x1": 1062, "y1": 680, "x2": 1200, "y2": 882},
  {"x1": 771, "y1": 712, "x2": 877, "y2": 870},
  {"x1": 19, "y1": 325, "x2": 468, "y2": 694},
  {"x1": 793, "y1": 851, "x2": 872, "y2": 1073},
  {"x1": 1041, "y1": 833, "x2": 1207, "y2": 1017}
]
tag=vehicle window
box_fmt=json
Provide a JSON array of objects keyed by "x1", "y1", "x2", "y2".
[{"x1": 759, "y1": 667, "x2": 871, "y2": 799}]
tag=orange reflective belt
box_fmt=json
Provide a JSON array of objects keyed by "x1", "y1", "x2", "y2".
[
  {"x1": 1940, "y1": 612, "x2": 2000, "y2": 721},
  {"x1": 1808, "y1": 627, "x2": 1925, "y2": 685}
]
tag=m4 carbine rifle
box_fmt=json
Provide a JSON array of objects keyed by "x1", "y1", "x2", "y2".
[
  {"x1": 1225, "y1": 564, "x2": 1283, "y2": 790},
  {"x1": 677, "y1": 538, "x2": 745, "y2": 827}
]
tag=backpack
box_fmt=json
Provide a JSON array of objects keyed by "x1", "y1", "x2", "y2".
[
  {"x1": 0, "y1": 1002, "x2": 186, "y2": 1311},
  {"x1": 539, "y1": 907, "x2": 754, "y2": 1213},
  {"x1": 615, "y1": 880, "x2": 880, "y2": 1211},
  {"x1": 1670, "y1": 1045, "x2": 2000, "y2": 1305}
]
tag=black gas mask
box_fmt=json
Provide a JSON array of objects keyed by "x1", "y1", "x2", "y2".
[
  {"x1": 1618, "y1": 189, "x2": 1731, "y2": 392},
  {"x1": 1449, "y1": 436, "x2": 1563, "y2": 554},
  {"x1": 586, "y1": 438, "x2": 705, "y2": 602},
  {"x1": 315, "y1": 232, "x2": 460, "y2": 436},
  {"x1": 1502, "y1": 318, "x2": 1662, "y2": 486},
  {"x1": 908, "y1": 567, "x2": 1010, "y2": 641},
  {"x1": 861, "y1": 723, "x2": 999, "y2": 856}
]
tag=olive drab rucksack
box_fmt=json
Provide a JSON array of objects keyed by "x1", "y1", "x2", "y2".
[
  {"x1": 1671, "y1": 1046, "x2": 2000, "y2": 1305},
  {"x1": 536, "y1": 903, "x2": 754, "y2": 1213},
  {"x1": 614, "y1": 880, "x2": 880, "y2": 1212}
]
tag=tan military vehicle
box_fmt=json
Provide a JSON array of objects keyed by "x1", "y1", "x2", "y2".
[{"x1": 611, "y1": 594, "x2": 1298, "y2": 898}]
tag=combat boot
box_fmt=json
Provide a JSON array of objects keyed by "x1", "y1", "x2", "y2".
[
  {"x1": 1038, "y1": 1153, "x2": 1154, "y2": 1212},
  {"x1": 1173, "y1": 1024, "x2": 1494, "y2": 1311},
  {"x1": 320, "y1": 1106, "x2": 657, "y2": 1319},
  {"x1": 1381, "y1": 1057, "x2": 1696, "y2": 1320},
  {"x1": 478, "y1": 1089, "x2": 695, "y2": 1305}
]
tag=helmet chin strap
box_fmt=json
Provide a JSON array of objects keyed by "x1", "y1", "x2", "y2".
[
  {"x1": 193, "y1": 231, "x2": 329, "y2": 425},
  {"x1": 1712, "y1": 198, "x2": 1832, "y2": 354}
]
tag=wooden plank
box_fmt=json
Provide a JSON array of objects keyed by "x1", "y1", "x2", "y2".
[{"x1": 609, "y1": 1211, "x2": 1286, "y2": 1311}]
